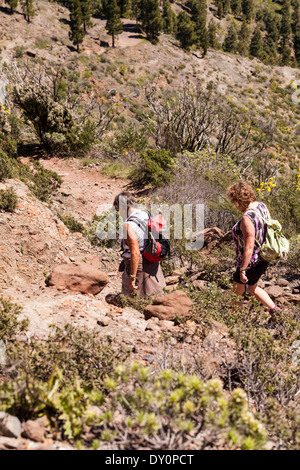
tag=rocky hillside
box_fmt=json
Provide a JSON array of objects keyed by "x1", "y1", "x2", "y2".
[{"x1": 0, "y1": 1, "x2": 299, "y2": 167}]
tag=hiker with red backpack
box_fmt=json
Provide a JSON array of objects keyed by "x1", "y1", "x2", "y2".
[{"x1": 113, "y1": 192, "x2": 170, "y2": 298}]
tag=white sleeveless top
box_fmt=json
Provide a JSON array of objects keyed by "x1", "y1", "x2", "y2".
[{"x1": 121, "y1": 209, "x2": 150, "y2": 259}]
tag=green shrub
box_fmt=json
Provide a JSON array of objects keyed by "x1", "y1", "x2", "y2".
[
  {"x1": 0, "y1": 296, "x2": 29, "y2": 343},
  {"x1": 86, "y1": 209, "x2": 123, "y2": 248},
  {"x1": 58, "y1": 214, "x2": 85, "y2": 233},
  {"x1": 280, "y1": 235, "x2": 300, "y2": 272},
  {"x1": 12, "y1": 79, "x2": 113, "y2": 155},
  {"x1": 0, "y1": 319, "x2": 130, "y2": 439},
  {"x1": 94, "y1": 364, "x2": 267, "y2": 449},
  {"x1": 131, "y1": 148, "x2": 174, "y2": 187},
  {"x1": 256, "y1": 173, "x2": 300, "y2": 237},
  {"x1": 13, "y1": 82, "x2": 74, "y2": 147},
  {"x1": 28, "y1": 161, "x2": 62, "y2": 202},
  {"x1": 0, "y1": 150, "x2": 62, "y2": 202},
  {"x1": 0, "y1": 149, "x2": 14, "y2": 181},
  {"x1": 0, "y1": 188, "x2": 18, "y2": 212},
  {"x1": 102, "y1": 123, "x2": 148, "y2": 162}
]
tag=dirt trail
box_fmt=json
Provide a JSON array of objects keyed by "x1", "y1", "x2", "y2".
[{"x1": 41, "y1": 158, "x2": 129, "y2": 224}]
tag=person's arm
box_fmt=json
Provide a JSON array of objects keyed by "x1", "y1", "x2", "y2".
[
  {"x1": 239, "y1": 215, "x2": 255, "y2": 284},
  {"x1": 125, "y1": 223, "x2": 140, "y2": 291}
]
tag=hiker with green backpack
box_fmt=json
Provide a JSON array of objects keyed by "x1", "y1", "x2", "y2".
[
  {"x1": 227, "y1": 181, "x2": 289, "y2": 322},
  {"x1": 113, "y1": 192, "x2": 170, "y2": 298}
]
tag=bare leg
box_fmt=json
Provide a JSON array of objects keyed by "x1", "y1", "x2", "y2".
[
  {"x1": 233, "y1": 282, "x2": 247, "y2": 296},
  {"x1": 248, "y1": 283, "x2": 276, "y2": 309}
]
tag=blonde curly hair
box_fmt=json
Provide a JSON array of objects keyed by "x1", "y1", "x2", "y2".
[{"x1": 226, "y1": 182, "x2": 256, "y2": 209}]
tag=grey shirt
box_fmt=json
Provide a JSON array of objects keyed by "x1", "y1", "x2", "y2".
[{"x1": 121, "y1": 209, "x2": 150, "y2": 259}]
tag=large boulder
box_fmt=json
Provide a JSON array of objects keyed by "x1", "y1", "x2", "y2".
[
  {"x1": 46, "y1": 263, "x2": 109, "y2": 295},
  {"x1": 265, "y1": 285, "x2": 284, "y2": 299},
  {"x1": 194, "y1": 227, "x2": 225, "y2": 251},
  {"x1": 143, "y1": 290, "x2": 194, "y2": 321}
]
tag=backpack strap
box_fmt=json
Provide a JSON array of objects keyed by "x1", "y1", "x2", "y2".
[
  {"x1": 126, "y1": 210, "x2": 151, "y2": 237},
  {"x1": 244, "y1": 209, "x2": 269, "y2": 249},
  {"x1": 245, "y1": 209, "x2": 269, "y2": 225}
]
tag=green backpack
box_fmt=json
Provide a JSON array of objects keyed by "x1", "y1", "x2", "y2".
[{"x1": 249, "y1": 212, "x2": 290, "y2": 262}]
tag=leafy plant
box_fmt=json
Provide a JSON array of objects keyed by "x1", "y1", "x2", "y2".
[
  {"x1": 130, "y1": 148, "x2": 174, "y2": 187},
  {"x1": 0, "y1": 187, "x2": 18, "y2": 212},
  {"x1": 92, "y1": 364, "x2": 267, "y2": 450},
  {"x1": 58, "y1": 214, "x2": 85, "y2": 233}
]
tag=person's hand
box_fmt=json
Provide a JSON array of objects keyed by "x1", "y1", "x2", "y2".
[
  {"x1": 129, "y1": 277, "x2": 137, "y2": 291},
  {"x1": 240, "y1": 271, "x2": 248, "y2": 284}
]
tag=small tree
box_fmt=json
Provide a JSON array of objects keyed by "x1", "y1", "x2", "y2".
[
  {"x1": 69, "y1": 0, "x2": 85, "y2": 52},
  {"x1": 242, "y1": 0, "x2": 254, "y2": 22},
  {"x1": 5, "y1": 0, "x2": 18, "y2": 14},
  {"x1": 105, "y1": 0, "x2": 123, "y2": 48},
  {"x1": 223, "y1": 23, "x2": 238, "y2": 53},
  {"x1": 21, "y1": 0, "x2": 35, "y2": 23},
  {"x1": 190, "y1": 0, "x2": 208, "y2": 56},
  {"x1": 81, "y1": 0, "x2": 92, "y2": 33},
  {"x1": 237, "y1": 20, "x2": 250, "y2": 55},
  {"x1": 231, "y1": 0, "x2": 241, "y2": 16},
  {"x1": 162, "y1": 0, "x2": 176, "y2": 34},
  {"x1": 117, "y1": 0, "x2": 130, "y2": 17},
  {"x1": 176, "y1": 11, "x2": 196, "y2": 51},
  {"x1": 293, "y1": 1, "x2": 300, "y2": 65},
  {"x1": 139, "y1": 0, "x2": 163, "y2": 44},
  {"x1": 208, "y1": 20, "x2": 218, "y2": 49},
  {"x1": 250, "y1": 26, "x2": 263, "y2": 59}
]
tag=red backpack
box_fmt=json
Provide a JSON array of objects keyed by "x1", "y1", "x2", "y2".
[{"x1": 128, "y1": 211, "x2": 171, "y2": 263}]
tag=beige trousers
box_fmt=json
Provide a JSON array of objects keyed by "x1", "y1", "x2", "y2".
[{"x1": 122, "y1": 256, "x2": 166, "y2": 298}]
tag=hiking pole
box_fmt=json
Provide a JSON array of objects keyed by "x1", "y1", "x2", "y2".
[{"x1": 244, "y1": 282, "x2": 249, "y2": 298}]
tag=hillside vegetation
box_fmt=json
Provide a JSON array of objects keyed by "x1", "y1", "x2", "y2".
[{"x1": 0, "y1": 0, "x2": 299, "y2": 451}]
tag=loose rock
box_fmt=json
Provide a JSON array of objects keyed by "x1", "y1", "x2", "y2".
[
  {"x1": 143, "y1": 290, "x2": 194, "y2": 321},
  {"x1": 46, "y1": 263, "x2": 109, "y2": 295},
  {"x1": 0, "y1": 412, "x2": 21, "y2": 439}
]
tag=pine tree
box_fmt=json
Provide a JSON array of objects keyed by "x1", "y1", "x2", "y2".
[
  {"x1": 217, "y1": 0, "x2": 224, "y2": 19},
  {"x1": 281, "y1": 0, "x2": 292, "y2": 41},
  {"x1": 69, "y1": 0, "x2": 85, "y2": 52},
  {"x1": 190, "y1": 0, "x2": 208, "y2": 56},
  {"x1": 231, "y1": 0, "x2": 241, "y2": 16},
  {"x1": 264, "y1": 10, "x2": 280, "y2": 43},
  {"x1": 223, "y1": 0, "x2": 231, "y2": 15},
  {"x1": 176, "y1": 11, "x2": 197, "y2": 51},
  {"x1": 117, "y1": 0, "x2": 130, "y2": 17},
  {"x1": 131, "y1": 0, "x2": 141, "y2": 23},
  {"x1": 293, "y1": 1, "x2": 300, "y2": 65},
  {"x1": 242, "y1": 0, "x2": 254, "y2": 23},
  {"x1": 139, "y1": 0, "x2": 162, "y2": 44},
  {"x1": 223, "y1": 23, "x2": 238, "y2": 52},
  {"x1": 263, "y1": 35, "x2": 278, "y2": 65},
  {"x1": 250, "y1": 26, "x2": 263, "y2": 59},
  {"x1": 5, "y1": 0, "x2": 18, "y2": 14},
  {"x1": 208, "y1": 19, "x2": 218, "y2": 49},
  {"x1": 237, "y1": 20, "x2": 250, "y2": 55},
  {"x1": 22, "y1": 0, "x2": 35, "y2": 23},
  {"x1": 162, "y1": 0, "x2": 176, "y2": 34},
  {"x1": 81, "y1": 0, "x2": 92, "y2": 33},
  {"x1": 280, "y1": 0, "x2": 292, "y2": 65},
  {"x1": 281, "y1": 40, "x2": 292, "y2": 65},
  {"x1": 105, "y1": 0, "x2": 123, "y2": 47}
]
